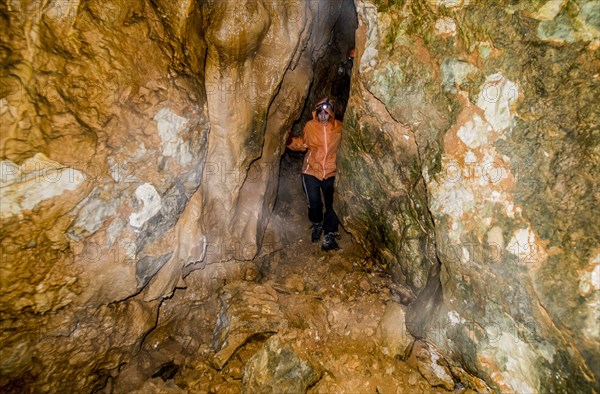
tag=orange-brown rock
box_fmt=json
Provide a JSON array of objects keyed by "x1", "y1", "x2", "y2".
[{"x1": 0, "y1": 1, "x2": 347, "y2": 391}]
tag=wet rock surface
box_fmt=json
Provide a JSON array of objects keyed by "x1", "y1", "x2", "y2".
[{"x1": 338, "y1": 0, "x2": 599, "y2": 392}]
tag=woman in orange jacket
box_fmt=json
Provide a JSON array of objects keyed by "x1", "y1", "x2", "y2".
[{"x1": 287, "y1": 98, "x2": 343, "y2": 251}]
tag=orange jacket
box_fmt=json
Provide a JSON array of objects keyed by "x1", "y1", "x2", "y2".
[{"x1": 288, "y1": 106, "x2": 343, "y2": 180}]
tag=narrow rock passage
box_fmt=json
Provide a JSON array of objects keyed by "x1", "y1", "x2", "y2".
[{"x1": 107, "y1": 152, "x2": 468, "y2": 393}]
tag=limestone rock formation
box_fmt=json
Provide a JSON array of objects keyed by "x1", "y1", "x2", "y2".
[
  {"x1": 1, "y1": 0, "x2": 598, "y2": 391},
  {"x1": 337, "y1": 0, "x2": 599, "y2": 392},
  {"x1": 242, "y1": 335, "x2": 321, "y2": 394},
  {"x1": 0, "y1": 0, "x2": 348, "y2": 391},
  {"x1": 379, "y1": 301, "x2": 414, "y2": 360},
  {"x1": 211, "y1": 282, "x2": 288, "y2": 369},
  {"x1": 408, "y1": 340, "x2": 455, "y2": 391}
]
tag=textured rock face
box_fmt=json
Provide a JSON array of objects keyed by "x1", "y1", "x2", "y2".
[
  {"x1": 211, "y1": 282, "x2": 288, "y2": 369},
  {"x1": 337, "y1": 0, "x2": 599, "y2": 392},
  {"x1": 0, "y1": 0, "x2": 346, "y2": 391},
  {"x1": 408, "y1": 340, "x2": 454, "y2": 391},
  {"x1": 379, "y1": 301, "x2": 414, "y2": 359},
  {"x1": 242, "y1": 336, "x2": 321, "y2": 394}
]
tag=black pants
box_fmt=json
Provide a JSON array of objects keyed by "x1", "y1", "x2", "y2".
[{"x1": 302, "y1": 174, "x2": 339, "y2": 234}]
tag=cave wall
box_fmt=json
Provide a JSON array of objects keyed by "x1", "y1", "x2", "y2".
[
  {"x1": 0, "y1": 0, "x2": 344, "y2": 391},
  {"x1": 337, "y1": 0, "x2": 599, "y2": 392}
]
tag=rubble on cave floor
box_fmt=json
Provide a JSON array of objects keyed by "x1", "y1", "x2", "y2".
[
  {"x1": 108, "y1": 153, "x2": 479, "y2": 393},
  {"x1": 110, "y1": 236, "x2": 446, "y2": 393}
]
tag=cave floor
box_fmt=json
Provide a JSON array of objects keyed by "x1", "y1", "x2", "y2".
[{"x1": 108, "y1": 152, "x2": 449, "y2": 393}]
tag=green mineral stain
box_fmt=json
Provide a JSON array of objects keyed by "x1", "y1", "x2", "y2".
[
  {"x1": 579, "y1": 1, "x2": 600, "y2": 30},
  {"x1": 537, "y1": 0, "x2": 600, "y2": 43},
  {"x1": 374, "y1": 0, "x2": 409, "y2": 13},
  {"x1": 538, "y1": 14, "x2": 577, "y2": 42},
  {"x1": 477, "y1": 41, "x2": 493, "y2": 59},
  {"x1": 339, "y1": 0, "x2": 599, "y2": 392}
]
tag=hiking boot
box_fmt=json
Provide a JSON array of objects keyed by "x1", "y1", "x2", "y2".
[
  {"x1": 311, "y1": 222, "x2": 323, "y2": 243},
  {"x1": 322, "y1": 232, "x2": 340, "y2": 251}
]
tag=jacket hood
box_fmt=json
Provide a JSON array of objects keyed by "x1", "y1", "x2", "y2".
[{"x1": 312, "y1": 98, "x2": 335, "y2": 121}]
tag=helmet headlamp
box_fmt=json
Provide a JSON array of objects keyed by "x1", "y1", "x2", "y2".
[{"x1": 316, "y1": 100, "x2": 333, "y2": 112}]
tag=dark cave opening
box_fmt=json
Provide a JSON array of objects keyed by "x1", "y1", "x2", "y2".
[{"x1": 293, "y1": 0, "x2": 358, "y2": 131}]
